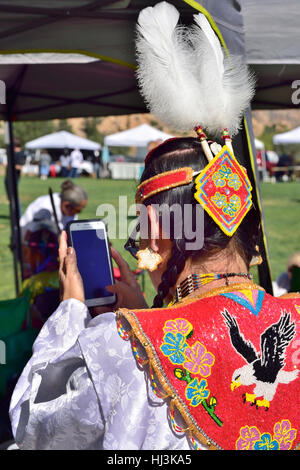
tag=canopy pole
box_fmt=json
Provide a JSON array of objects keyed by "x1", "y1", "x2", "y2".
[{"x1": 4, "y1": 118, "x2": 22, "y2": 295}]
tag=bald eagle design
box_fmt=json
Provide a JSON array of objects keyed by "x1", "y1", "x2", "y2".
[{"x1": 222, "y1": 309, "x2": 298, "y2": 410}]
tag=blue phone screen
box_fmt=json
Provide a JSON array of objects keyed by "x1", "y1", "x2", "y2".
[{"x1": 71, "y1": 229, "x2": 113, "y2": 299}]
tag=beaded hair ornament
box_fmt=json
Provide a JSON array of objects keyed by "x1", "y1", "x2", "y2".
[{"x1": 135, "y1": 1, "x2": 255, "y2": 237}]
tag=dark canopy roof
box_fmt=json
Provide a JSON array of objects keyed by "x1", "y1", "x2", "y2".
[{"x1": 0, "y1": 0, "x2": 299, "y2": 121}]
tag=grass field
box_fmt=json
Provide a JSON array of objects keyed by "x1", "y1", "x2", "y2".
[{"x1": 0, "y1": 174, "x2": 299, "y2": 304}]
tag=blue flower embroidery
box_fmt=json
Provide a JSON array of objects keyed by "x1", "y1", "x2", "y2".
[
  {"x1": 160, "y1": 332, "x2": 188, "y2": 364},
  {"x1": 218, "y1": 165, "x2": 232, "y2": 180},
  {"x1": 229, "y1": 194, "x2": 241, "y2": 211},
  {"x1": 227, "y1": 173, "x2": 242, "y2": 190},
  {"x1": 211, "y1": 192, "x2": 226, "y2": 208},
  {"x1": 222, "y1": 203, "x2": 236, "y2": 218},
  {"x1": 212, "y1": 172, "x2": 226, "y2": 188},
  {"x1": 185, "y1": 378, "x2": 209, "y2": 407},
  {"x1": 254, "y1": 433, "x2": 279, "y2": 450}
]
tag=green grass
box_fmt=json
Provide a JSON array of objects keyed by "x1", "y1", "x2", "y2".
[{"x1": 0, "y1": 174, "x2": 299, "y2": 303}]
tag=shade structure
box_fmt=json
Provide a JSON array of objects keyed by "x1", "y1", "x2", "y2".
[
  {"x1": 254, "y1": 138, "x2": 264, "y2": 150},
  {"x1": 241, "y1": 0, "x2": 300, "y2": 110},
  {"x1": 25, "y1": 130, "x2": 101, "y2": 150},
  {"x1": 0, "y1": 0, "x2": 298, "y2": 121},
  {"x1": 273, "y1": 127, "x2": 300, "y2": 145},
  {"x1": 3, "y1": 0, "x2": 297, "y2": 296},
  {"x1": 104, "y1": 124, "x2": 173, "y2": 147}
]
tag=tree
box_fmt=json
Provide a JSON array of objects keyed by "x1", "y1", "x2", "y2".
[
  {"x1": 13, "y1": 120, "x2": 55, "y2": 147},
  {"x1": 55, "y1": 119, "x2": 73, "y2": 133},
  {"x1": 80, "y1": 117, "x2": 103, "y2": 144}
]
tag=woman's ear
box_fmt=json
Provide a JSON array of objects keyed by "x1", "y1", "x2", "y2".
[{"x1": 146, "y1": 205, "x2": 160, "y2": 252}]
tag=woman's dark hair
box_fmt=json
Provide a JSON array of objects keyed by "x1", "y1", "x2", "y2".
[{"x1": 140, "y1": 137, "x2": 260, "y2": 308}]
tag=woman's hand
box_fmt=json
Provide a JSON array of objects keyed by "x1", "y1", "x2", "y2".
[
  {"x1": 59, "y1": 231, "x2": 85, "y2": 304},
  {"x1": 58, "y1": 231, "x2": 148, "y2": 314},
  {"x1": 105, "y1": 246, "x2": 148, "y2": 311}
]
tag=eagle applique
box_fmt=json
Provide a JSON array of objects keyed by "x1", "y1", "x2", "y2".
[{"x1": 222, "y1": 309, "x2": 299, "y2": 410}]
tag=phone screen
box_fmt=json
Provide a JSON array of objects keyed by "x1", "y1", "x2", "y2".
[{"x1": 70, "y1": 227, "x2": 113, "y2": 301}]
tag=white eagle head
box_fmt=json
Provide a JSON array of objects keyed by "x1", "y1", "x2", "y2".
[{"x1": 231, "y1": 364, "x2": 255, "y2": 391}]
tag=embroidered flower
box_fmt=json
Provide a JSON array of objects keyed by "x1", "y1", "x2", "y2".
[
  {"x1": 183, "y1": 341, "x2": 215, "y2": 377},
  {"x1": 236, "y1": 426, "x2": 261, "y2": 450},
  {"x1": 229, "y1": 194, "x2": 241, "y2": 212},
  {"x1": 163, "y1": 318, "x2": 193, "y2": 338},
  {"x1": 185, "y1": 378, "x2": 209, "y2": 407},
  {"x1": 253, "y1": 433, "x2": 279, "y2": 451},
  {"x1": 218, "y1": 165, "x2": 232, "y2": 180},
  {"x1": 222, "y1": 201, "x2": 239, "y2": 218},
  {"x1": 227, "y1": 173, "x2": 242, "y2": 190},
  {"x1": 211, "y1": 192, "x2": 226, "y2": 208},
  {"x1": 212, "y1": 171, "x2": 226, "y2": 188},
  {"x1": 160, "y1": 332, "x2": 188, "y2": 364},
  {"x1": 273, "y1": 420, "x2": 297, "y2": 450}
]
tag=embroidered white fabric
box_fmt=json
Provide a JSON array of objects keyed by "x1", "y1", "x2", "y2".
[{"x1": 9, "y1": 299, "x2": 203, "y2": 450}]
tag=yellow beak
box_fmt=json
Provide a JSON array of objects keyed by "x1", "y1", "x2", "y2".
[{"x1": 231, "y1": 378, "x2": 242, "y2": 391}]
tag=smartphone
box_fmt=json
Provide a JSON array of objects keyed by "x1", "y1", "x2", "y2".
[{"x1": 66, "y1": 219, "x2": 116, "y2": 307}]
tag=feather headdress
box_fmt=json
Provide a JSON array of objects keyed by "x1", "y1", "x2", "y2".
[{"x1": 136, "y1": 1, "x2": 255, "y2": 138}]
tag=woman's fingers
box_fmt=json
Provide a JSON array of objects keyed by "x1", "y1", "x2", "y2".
[
  {"x1": 65, "y1": 247, "x2": 79, "y2": 274},
  {"x1": 110, "y1": 246, "x2": 137, "y2": 286},
  {"x1": 59, "y1": 230, "x2": 68, "y2": 269},
  {"x1": 106, "y1": 281, "x2": 148, "y2": 310}
]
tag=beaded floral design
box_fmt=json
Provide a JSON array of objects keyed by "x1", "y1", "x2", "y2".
[
  {"x1": 236, "y1": 420, "x2": 297, "y2": 450},
  {"x1": 194, "y1": 145, "x2": 252, "y2": 237},
  {"x1": 160, "y1": 318, "x2": 222, "y2": 427}
]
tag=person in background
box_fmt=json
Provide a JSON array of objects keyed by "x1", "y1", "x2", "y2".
[
  {"x1": 69, "y1": 148, "x2": 83, "y2": 178},
  {"x1": 272, "y1": 251, "x2": 300, "y2": 296},
  {"x1": 20, "y1": 179, "x2": 88, "y2": 233},
  {"x1": 92, "y1": 150, "x2": 102, "y2": 179},
  {"x1": 59, "y1": 149, "x2": 70, "y2": 178},
  {"x1": 4, "y1": 138, "x2": 26, "y2": 202},
  {"x1": 39, "y1": 149, "x2": 51, "y2": 180}
]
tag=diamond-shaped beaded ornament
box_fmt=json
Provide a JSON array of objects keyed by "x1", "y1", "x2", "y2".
[{"x1": 194, "y1": 145, "x2": 253, "y2": 236}]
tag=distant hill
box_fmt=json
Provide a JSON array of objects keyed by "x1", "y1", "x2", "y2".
[
  {"x1": 69, "y1": 109, "x2": 300, "y2": 142},
  {"x1": 252, "y1": 109, "x2": 300, "y2": 137}
]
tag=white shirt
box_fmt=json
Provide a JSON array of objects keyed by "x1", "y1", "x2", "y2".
[
  {"x1": 20, "y1": 192, "x2": 77, "y2": 232},
  {"x1": 69, "y1": 149, "x2": 83, "y2": 169},
  {"x1": 60, "y1": 155, "x2": 70, "y2": 168}
]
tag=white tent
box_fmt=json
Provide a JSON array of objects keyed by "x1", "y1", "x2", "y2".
[
  {"x1": 25, "y1": 130, "x2": 101, "y2": 151},
  {"x1": 254, "y1": 138, "x2": 265, "y2": 150},
  {"x1": 104, "y1": 124, "x2": 173, "y2": 148},
  {"x1": 273, "y1": 127, "x2": 300, "y2": 145}
]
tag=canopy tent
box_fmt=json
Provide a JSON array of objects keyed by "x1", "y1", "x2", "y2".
[
  {"x1": 0, "y1": 0, "x2": 298, "y2": 122},
  {"x1": 254, "y1": 138, "x2": 264, "y2": 150},
  {"x1": 273, "y1": 127, "x2": 300, "y2": 145},
  {"x1": 104, "y1": 124, "x2": 173, "y2": 147},
  {"x1": 240, "y1": 0, "x2": 300, "y2": 110},
  {"x1": 3, "y1": 0, "x2": 300, "y2": 296},
  {"x1": 25, "y1": 130, "x2": 101, "y2": 151}
]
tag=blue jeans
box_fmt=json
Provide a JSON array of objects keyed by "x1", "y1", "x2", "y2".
[{"x1": 69, "y1": 167, "x2": 78, "y2": 178}]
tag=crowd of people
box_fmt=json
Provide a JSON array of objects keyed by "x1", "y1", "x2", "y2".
[{"x1": 4, "y1": 143, "x2": 104, "y2": 182}]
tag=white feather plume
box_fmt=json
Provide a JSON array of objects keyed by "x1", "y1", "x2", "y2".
[{"x1": 136, "y1": 1, "x2": 255, "y2": 137}]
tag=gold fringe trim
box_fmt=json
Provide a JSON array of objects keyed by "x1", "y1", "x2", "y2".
[
  {"x1": 279, "y1": 292, "x2": 300, "y2": 299},
  {"x1": 116, "y1": 308, "x2": 222, "y2": 450}
]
